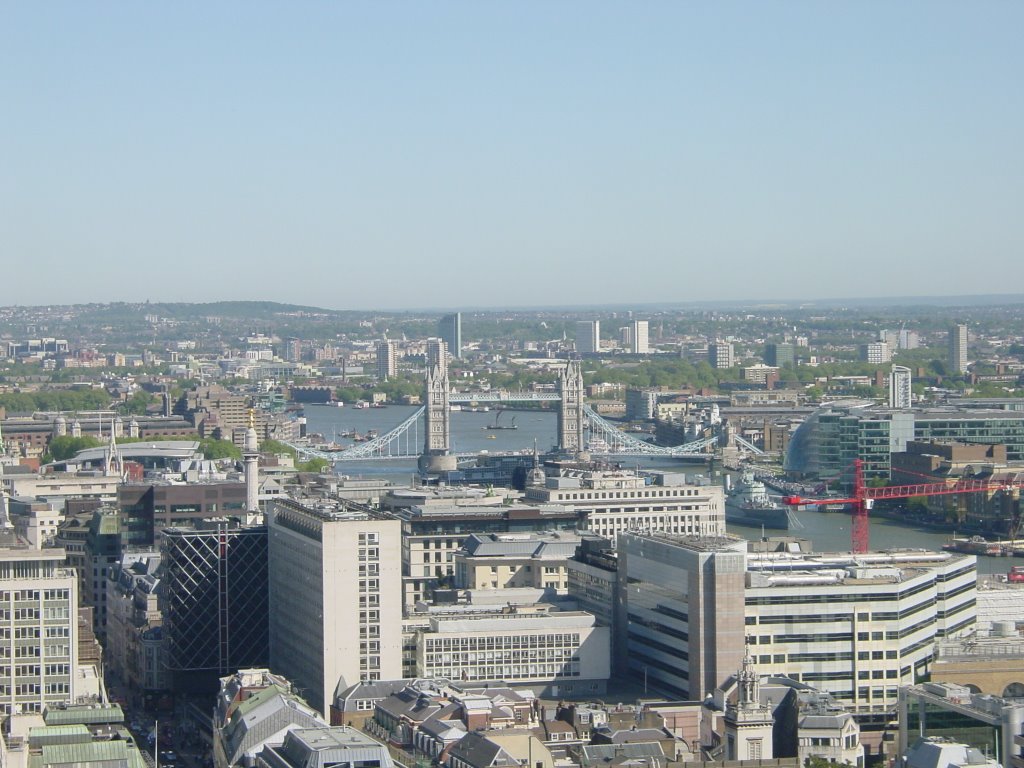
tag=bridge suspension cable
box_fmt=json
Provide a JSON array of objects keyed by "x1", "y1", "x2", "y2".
[
  {"x1": 582, "y1": 405, "x2": 718, "y2": 456},
  {"x1": 287, "y1": 402, "x2": 719, "y2": 462}
]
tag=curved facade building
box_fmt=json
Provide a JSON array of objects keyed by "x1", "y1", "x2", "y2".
[{"x1": 785, "y1": 401, "x2": 1024, "y2": 487}]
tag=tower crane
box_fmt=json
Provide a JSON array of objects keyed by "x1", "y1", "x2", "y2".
[{"x1": 782, "y1": 458, "x2": 1024, "y2": 554}]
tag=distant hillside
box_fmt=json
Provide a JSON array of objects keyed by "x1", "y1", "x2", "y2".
[{"x1": 147, "y1": 301, "x2": 339, "y2": 318}]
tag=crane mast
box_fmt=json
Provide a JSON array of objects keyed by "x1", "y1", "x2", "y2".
[{"x1": 783, "y1": 458, "x2": 1024, "y2": 554}]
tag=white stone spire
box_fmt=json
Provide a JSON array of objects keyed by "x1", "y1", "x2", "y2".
[
  {"x1": 244, "y1": 408, "x2": 260, "y2": 519},
  {"x1": 104, "y1": 416, "x2": 124, "y2": 479}
]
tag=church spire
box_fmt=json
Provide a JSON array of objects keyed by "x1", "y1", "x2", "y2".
[{"x1": 104, "y1": 416, "x2": 124, "y2": 479}]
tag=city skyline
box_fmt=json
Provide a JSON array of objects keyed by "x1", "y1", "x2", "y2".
[{"x1": 3, "y1": 3, "x2": 1022, "y2": 308}]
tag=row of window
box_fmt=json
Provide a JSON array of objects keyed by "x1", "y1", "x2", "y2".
[
  {"x1": 0, "y1": 607, "x2": 70, "y2": 620},
  {"x1": 424, "y1": 662, "x2": 581, "y2": 680},
  {"x1": 425, "y1": 649, "x2": 575, "y2": 664},
  {"x1": 424, "y1": 633, "x2": 581, "y2": 650},
  {"x1": 0, "y1": 663, "x2": 71, "y2": 677},
  {"x1": 0, "y1": 590, "x2": 70, "y2": 602},
  {"x1": 554, "y1": 488, "x2": 705, "y2": 500}
]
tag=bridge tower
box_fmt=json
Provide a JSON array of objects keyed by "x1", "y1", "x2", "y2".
[
  {"x1": 557, "y1": 360, "x2": 585, "y2": 454},
  {"x1": 420, "y1": 362, "x2": 457, "y2": 472}
]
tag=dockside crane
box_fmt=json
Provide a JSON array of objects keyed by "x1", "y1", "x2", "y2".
[{"x1": 782, "y1": 458, "x2": 1024, "y2": 554}]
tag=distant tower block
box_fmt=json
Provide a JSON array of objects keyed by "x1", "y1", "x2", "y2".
[
  {"x1": 948, "y1": 323, "x2": 969, "y2": 375},
  {"x1": 420, "y1": 362, "x2": 456, "y2": 472},
  {"x1": 889, "y1": 365, "x2": 912, "y2": 409},
  {"x1": 558, "y1": 360, "x2": 585, "y2": 453},
  {"x1": 439, "y1": 312, "x2": 462, "y2": 360}
]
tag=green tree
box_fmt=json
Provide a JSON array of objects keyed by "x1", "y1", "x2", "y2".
[
  {"x1": 260, "y1": 438, "x2": 330, "y2": 472},
  {"x1": 45, "y1": 435, "x2": 102, "y2": 462},
  {"x1": 123, "y1": 390, "x2": 155, "y2": 415},
  {"x1": 805, "y1": 758, "x2": 852, "y2": 768},
  {"x1": 198, "y1": 438, "x2": 241, "y2": 460},
  {"x1": 296, "y1": 457, "x2": 330, "y2": 473}
]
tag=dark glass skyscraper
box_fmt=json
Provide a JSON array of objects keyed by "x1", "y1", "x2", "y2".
[
  {"x1": 439, "y1": 312, "x2": 461, "y2": 359},
  {"x1": 162, "y1": 522, "x2": 269, "y2": 693}
]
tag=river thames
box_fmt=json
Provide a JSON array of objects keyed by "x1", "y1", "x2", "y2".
[{"x1": 303, "y1": 404, "x2": 1008, "y2": 576}]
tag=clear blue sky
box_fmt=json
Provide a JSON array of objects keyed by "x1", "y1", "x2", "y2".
[{"x1": 2, "y1": 3, "x2": 1022, "y2": 310}]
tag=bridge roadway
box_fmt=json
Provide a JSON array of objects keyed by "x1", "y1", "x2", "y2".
[
  {"x1": 289, "y1": 390, "x2": 719, "y2": 461},
  {"x1": 449, "y1": 391, "x2": 560, "y2": 403}
]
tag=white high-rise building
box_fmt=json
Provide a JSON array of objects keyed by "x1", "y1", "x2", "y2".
[
  {"x1": 949, "y1": 323, "x2": 969, "y2": 374},
  {"x1": 631, "y1": 320, "x2": 649, "y2": 354},
  {"x1": 575, "y1": 321, "x2": 600, "y2": 355},
  {"x1": 861, "y1": 341, "x2": 892, "y2": 364},
  {"x1": 889, "y1": 365, "x2": 912, "y2": 409},
  {"x1": 0, "y1": 546, "x2": 79, "y2": 716},
  {"x1": 268, "y1": 500, "x2": 402, "y2": 714},
  {"x1": 709, "y1": 341, "x2": 734, "y2": 369},
  {"x1": 899, "y1": 329, "x2": 920, "y2": 350}
]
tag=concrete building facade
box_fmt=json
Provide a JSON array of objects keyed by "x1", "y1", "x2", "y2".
[
  {"x1": 744, "y1": 549, "x2": 977, "y2": 712},
  {"x1": 575, "y1": 321, "x2": 600, "y2": 355},
  {"x1": 523, "y1": 469, "x2": 725, "y2": 543},
  {"x1": 0, "y1": 546, "x2": 79, "y2": 716},
  {"x1": 414, "y1": 607, "x2": 610, "y2": 697},
  {"x1": 376, "y1": 341, "x2": 397, "y2": 381},
  {"x1": 889, "y1": 365, "x2": 912, "y2": 409},
  {"x1": 268, "y1": 499, "x2": 402, "y2": 714},
  {"x1": 709, "y1": 342, "x2": 734, "y2": 369},
  {"x1": 616, "y1": 532, "x2": 748, "y2": 698},
  {"x1": 949, "y1": 323, "x2": 969, "y2": 375}
]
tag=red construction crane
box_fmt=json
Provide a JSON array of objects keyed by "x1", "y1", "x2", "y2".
[{"x1": 782, "y1": 459, "x2": 1023, "y2": 554}]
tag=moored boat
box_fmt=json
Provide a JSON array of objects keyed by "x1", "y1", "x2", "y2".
[{"x1": 725, "y1": 472, "x2": 791, "y2": 530}]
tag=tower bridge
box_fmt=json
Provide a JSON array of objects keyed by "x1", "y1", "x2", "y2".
[{"x1": 288, "y1": 360, "x2": 717, "y2": 463}]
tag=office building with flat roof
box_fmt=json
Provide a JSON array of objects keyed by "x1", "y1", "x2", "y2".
[
  {"x1": 860, "y1": 341, "x2": 892, "y2": 364},
  {"x1": 268, "y1": 499, "x2": 402, "y2": 714},
  {"x1": 575, "y1": 321, "x2": 600, "y2": 355},
  {"x1": 392, "y1": 503, "x2": 577, "y2": 607},
  {"x1": 744, "y1": 548, "x2": 976, "y2": 712},
  {"x1": 616, "y1": 532, "x2": 748, "y2": 698},
  {"x1": 709, "y1": 342, "x2": 734, "y2": 369},
  {"x1": 413, "y1": 605, "x2": 610, "y2": 696},
  {"x1": 523, "y1": 468, "x2": 725, "y2": 544},
  {"x1": 786, "y1": 402, "x2": 1024, "y2": 484},
  {"x1": 0, "y1": 546, "x2": 79, "y2": 716},
  {"x1": 765, "y1": 343, "x2": 796, "y2": 368}
]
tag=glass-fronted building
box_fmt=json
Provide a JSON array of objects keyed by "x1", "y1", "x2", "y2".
[{"x1": 785, "y1": 403, "x2": 1024, "y2": 486}]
